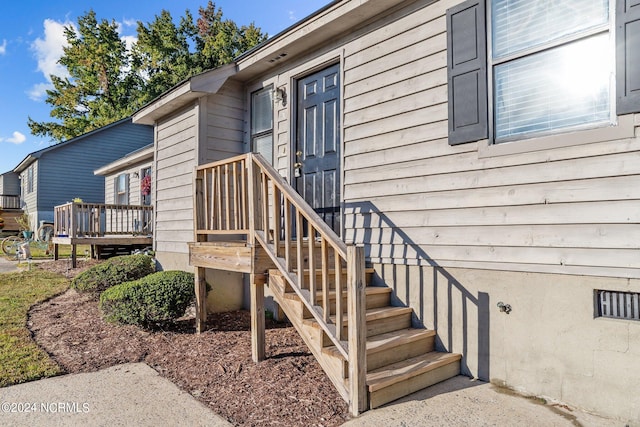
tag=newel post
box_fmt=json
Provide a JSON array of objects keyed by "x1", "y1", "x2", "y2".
[
  {"x1": 347, "y1": 245, "x2": 367, "y2": 415},
  {"x1": 247, "y1": 154, "x2": 265, "y2": 362}
]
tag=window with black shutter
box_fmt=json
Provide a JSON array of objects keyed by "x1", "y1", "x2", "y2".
[{"x1": 446, "y1": 0, "x2": 640, "y2": 146}]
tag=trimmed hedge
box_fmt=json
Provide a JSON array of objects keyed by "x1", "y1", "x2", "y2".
[
  {"x1": 71, "y1": 254, "x2": 155, "y2": 293},
  {"x1": 99, "y1": 271, "x2": 195, "y2": 327}
]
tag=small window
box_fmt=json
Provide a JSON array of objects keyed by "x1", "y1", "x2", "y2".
[
  {"x1": 597, "y1": 290, "x2": 640, "y2": 321},
  {"x1": 251, "y1": 86, "x2": 274, "y2": 165},
  {"x1": 26, "y1": 165, "x2": 34, "y2": 194},
  {"x1": 115, "y1": 173, "x2": 129, "y2": 205}
]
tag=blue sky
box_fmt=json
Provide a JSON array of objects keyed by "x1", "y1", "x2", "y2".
[{"x1": 0, "y1": 0, "x2": 330, "y2": 174}]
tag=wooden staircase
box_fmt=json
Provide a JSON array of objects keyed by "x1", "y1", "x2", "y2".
[
  {"x1": 268, "y1": 267, "x2": 461, "y2": 409},
  {"x1": 190, "y1": 153, "x2": 462, "y2": 415}
]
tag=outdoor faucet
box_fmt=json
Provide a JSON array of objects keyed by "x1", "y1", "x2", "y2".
[{"x1": 497, "y1": 301, "x2": 512, "y2": 314}]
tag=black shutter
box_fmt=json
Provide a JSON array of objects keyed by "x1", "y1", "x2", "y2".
[
  {"x1": 617, "y1": 0, "x2": 640, "y2": 114},
  {"x1": 446, "y1": 0, "x2": 488, "y2": 145}
]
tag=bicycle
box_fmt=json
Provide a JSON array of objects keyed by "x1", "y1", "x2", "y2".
[{"x1": 1, "y1": 222, "x2": 55, "y2": 257}]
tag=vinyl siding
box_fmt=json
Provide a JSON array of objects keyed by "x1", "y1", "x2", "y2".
[
  {"x1": 154, "y1": 106, "x2": 198, "y2": 255},
  {"x1": 203, "y1": 80, "x2": 246, "y2": 164},
  {"x1": 34, "y1": 120, "x2": 152, "y2": 224},
  {"x1": 19, "y1": 163, "x2": 38, "y2": 229},
  {"x1": 0, "y1": 172, "x2": 19, "y2": 195},
  {"x1": 103, "y1": 161, "x2": 153, "y2": 205},
  {"x1": 339, "y1": 0, "x2": 640, "y2": 279},
  {"x1": 244, "y1": 0, "x2": 640, "y2": 279}
]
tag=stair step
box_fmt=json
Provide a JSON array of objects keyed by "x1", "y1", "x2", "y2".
[
  {"x1": 282, "y1": 286, "x2": 390, "y2": 301},
  {"x1": 322, "y1": 328, "x2": 436, "y2": 375},
  {"x1": 303, "y1": 306, "x2": 412, "y2": 338},
  {"x1": 283, "y1": 286, "x2": 391, "y2": 312},
  {"x1": 367, "y1": 352, "x2": 462, "y2": 408}
]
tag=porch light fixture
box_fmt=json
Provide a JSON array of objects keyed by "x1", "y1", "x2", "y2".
[{"x1": 274, "y1": 86, "x2": 287, "y2": 106}]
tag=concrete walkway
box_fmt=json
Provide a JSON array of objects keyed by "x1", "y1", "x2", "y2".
[
  {"x1": 343, "y1": 376, "x2": 619, "y2": 427},
  {"x1": 0, "y1": 364, "x2": 232, "y2": 427},
  {"x1": 0, "y1": 255, "x2": 19, "y2": 273}
]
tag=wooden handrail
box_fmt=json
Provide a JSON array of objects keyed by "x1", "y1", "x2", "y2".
[{"x1": 194, "y1": 153, "x2": 367, "y2": 414}]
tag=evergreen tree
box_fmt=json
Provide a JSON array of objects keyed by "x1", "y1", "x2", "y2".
[
  {"x1": 29, "y1": 4, "x2": 267, "y2": 143},
  {"x1": 28, "y1": 11, "x2": 141, "y2": 141}
]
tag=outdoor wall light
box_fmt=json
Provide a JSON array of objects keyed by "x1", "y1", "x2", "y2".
[
  {"x1": 497, "y1": 301, "x2": 512, "y2": 314},
  {"x1": 274, "y1": 86, "x2": 287, "y2": 106}
]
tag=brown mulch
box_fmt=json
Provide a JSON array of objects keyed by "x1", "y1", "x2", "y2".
[{"x1": 28, "y1": 260, "x2": 350, "y2": 426}]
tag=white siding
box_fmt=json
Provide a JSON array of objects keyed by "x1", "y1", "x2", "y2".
[
  {"x1": 155, "y1": 106, "x2": 198, "y2": 255},
  {"x1": 103, "y1": 161, "x2": 152, "y2": 206}
]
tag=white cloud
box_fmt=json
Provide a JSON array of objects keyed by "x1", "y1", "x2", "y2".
[
  {"x1": 122, "y1": 18, "x2": 137, "y2": 28},
  {"x1": 0, "y1": 131, "x2": 26, "y2": 144},
  {"x1": 0, "y1": 39, "x2": 6, "y2": 55},
  {"x1": 28, "y1": 18, "x2": 138, "y2": 101},
  {"x1": 32, "y1": 19, "x2": 71, "y2": 81},
  {"x1": 27, "y1": 82, "x2": 53, "y2": 101},
  {"x1": 121, "y1": 34, "x2": 137, "y2": 53},
  {"x1": 288, "y1": 11, "x2": 297, "y2": 21}
]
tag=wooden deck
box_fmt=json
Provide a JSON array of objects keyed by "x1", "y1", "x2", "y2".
[{"x1": 53, "y1": 202, "x2": 153, "y2": 266}]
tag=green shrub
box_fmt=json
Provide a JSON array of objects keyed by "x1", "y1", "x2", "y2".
[
  {"x1": 71, "y1": 254, "x2": 155, "y2": 293},
  {"x1": 99, "y1": 271, "x2": 195, "y2": 327}
]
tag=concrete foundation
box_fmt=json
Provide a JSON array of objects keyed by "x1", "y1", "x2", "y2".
[{"x1": 374, "y1": 264, "x2": 640, "y2": 424}]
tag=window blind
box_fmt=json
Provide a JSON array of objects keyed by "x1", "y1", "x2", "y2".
[{"x1": 492, "y1": 0, "x2": 609, "y2": 59}]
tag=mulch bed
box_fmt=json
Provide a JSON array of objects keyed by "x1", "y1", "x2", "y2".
[{"x1": 28, "y1": 260, "x2": 350, "y2": 426}]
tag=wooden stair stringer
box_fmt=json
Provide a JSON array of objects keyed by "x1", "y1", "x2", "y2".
[
  {"x1": 269, "y1": 266, "x2": 462, "y2": 411},
  {"x1": 268, "y1": 272, "x2": 351, "y2": 402}
]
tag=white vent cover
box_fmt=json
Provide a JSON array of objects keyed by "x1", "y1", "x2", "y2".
[{"x1": 597, "y1": 290, "x2": 640, "y2": 321}]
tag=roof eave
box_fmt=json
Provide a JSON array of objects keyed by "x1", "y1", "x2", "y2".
[
  {"x1": 132, "y1": 63, "x2": 238, "y2": 125},
  {"x1": 94, "y1": 145, "x2": 154, "y2": 176}
]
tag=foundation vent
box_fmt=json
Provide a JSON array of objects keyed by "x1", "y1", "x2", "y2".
[{"x1": 597, "y1": 290, "x2": 640, "y2": 321}]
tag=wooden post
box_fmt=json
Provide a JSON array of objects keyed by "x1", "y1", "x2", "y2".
[
  {"x1": 53, "y1": 244, "x2": 59, "y2": 261},
  {"x1": 195, "y1": 267, "x2": 207, "y2": 334},
  {"x1": 247, "y1": 156, "x2": 265, "y2": 362},
  {"x1": 71, "y1": 244, "x2": 77, "y2": 269},
  {"x1": 347, "y1": 245, "x2": 367, "y2": 416},
  {"x1": 250, "y1": 273, "x2": 265, "y2": 362}
]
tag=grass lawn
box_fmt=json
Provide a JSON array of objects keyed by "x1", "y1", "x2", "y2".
[
  {"x1": 0, "y1": 271, "x2": 69, "y2": 387},
  {"x1": 4, "y1": 243, "x2": 91, "y2": 260}
]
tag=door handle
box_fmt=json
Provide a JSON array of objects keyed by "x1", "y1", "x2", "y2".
[{"x1": 294, "y1": 162, "x2": 302, "y2": 168}]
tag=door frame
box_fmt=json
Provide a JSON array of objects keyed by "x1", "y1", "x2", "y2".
[{"x1": 290, "y1": 58, "x2": 345, "y2": 238}]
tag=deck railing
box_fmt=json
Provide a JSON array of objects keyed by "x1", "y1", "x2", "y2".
[
  {"x1": 54, "y1": 202, "x2": 153, "y2": 238},
  {"x1": 194, "y1": 153, "x2": 367, "y2": 414},
  {"x1": 0, "y1": 195, "x2": 21, "y2": 210}
]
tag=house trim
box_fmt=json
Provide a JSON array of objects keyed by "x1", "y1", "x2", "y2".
[
  {"x1": 132, "y1": 63, "x2": 237, "y2": 125},
  {"x1": 478, "y1": 114, "x2": 637, "y2": 158},
  {"x1": 94, "y1": 144, "x2": 154, "y2": 176}
]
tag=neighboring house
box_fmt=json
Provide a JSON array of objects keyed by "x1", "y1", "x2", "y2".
[
  {"x1": 13, "y1": 118, "x2": 153, "y2": 231},
  {"x1": 0, "y1": 171, "x2": 20, "y2": 208},
  {"x1": 133, "y1": 0, "x2": 640, "y2": 422},
  {"x1": 94, "y1": 144, "x2": 154, "y2": 207}
]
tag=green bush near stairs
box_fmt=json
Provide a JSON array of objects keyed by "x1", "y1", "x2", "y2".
[
  {"x1": 71, "y1": 254, "x2": 155, "y2": 293},
  {"x1": 99, "y1": 271, "x2": 195, "y2": 327}
]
